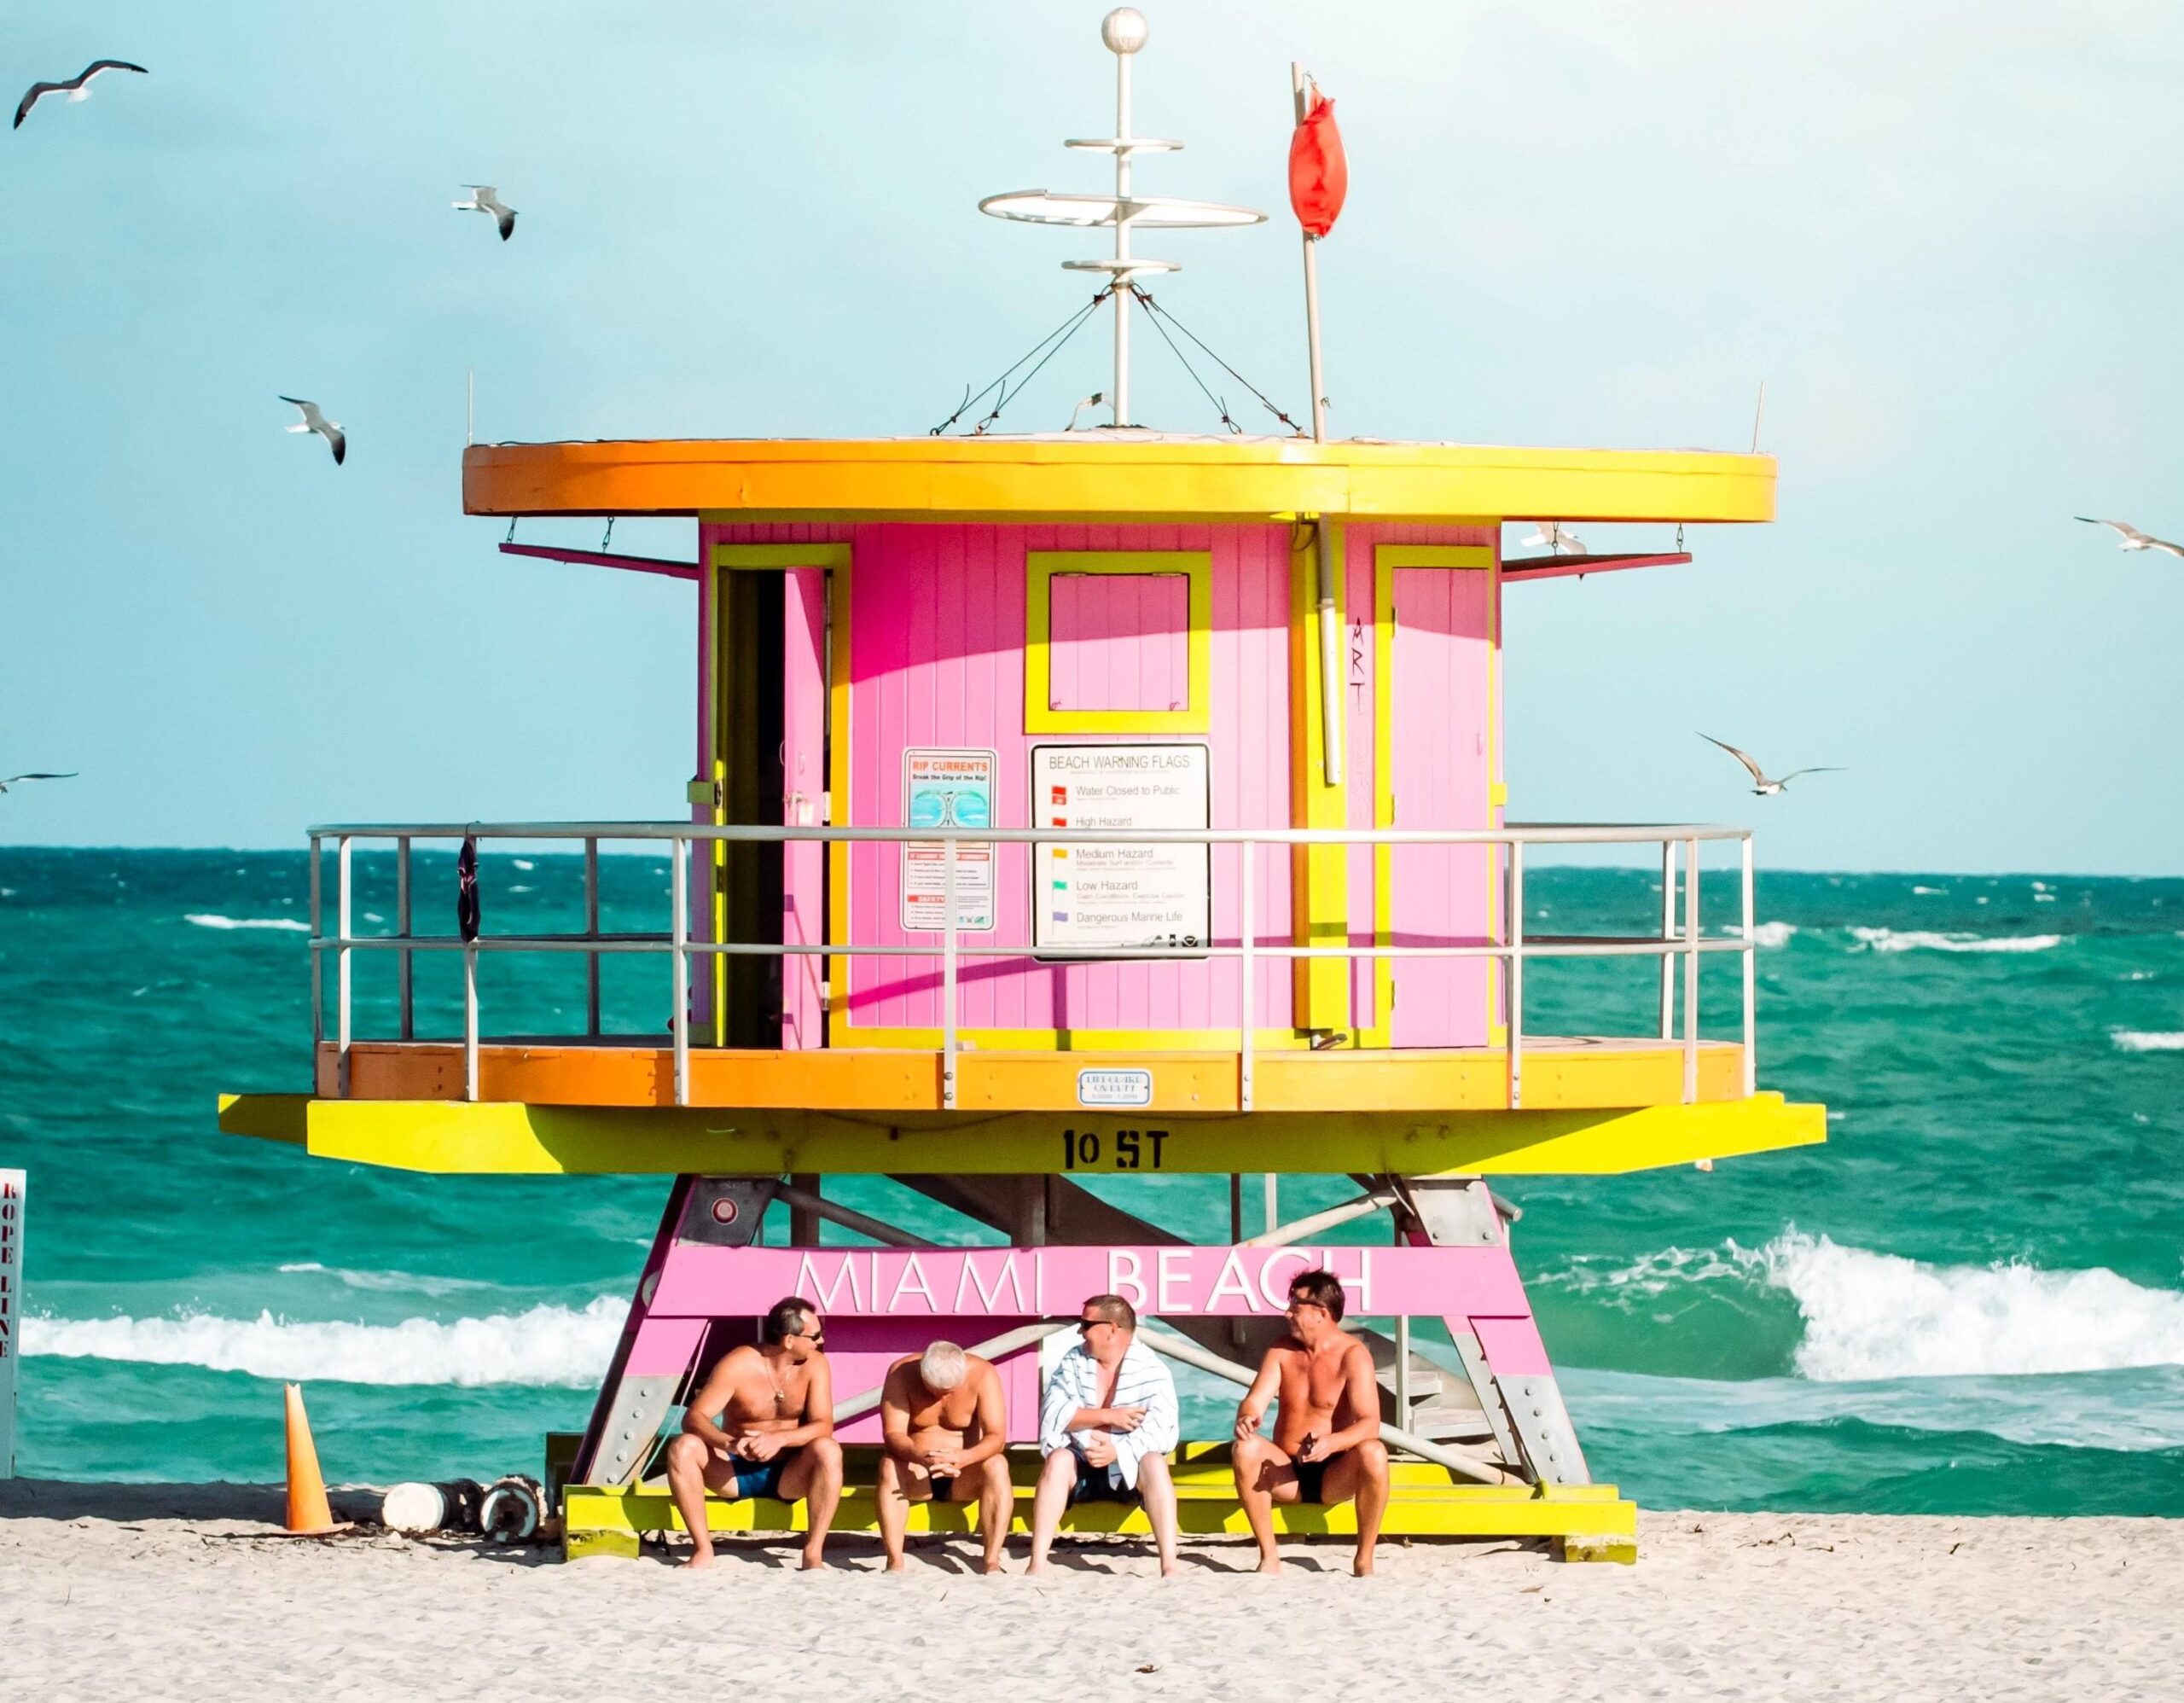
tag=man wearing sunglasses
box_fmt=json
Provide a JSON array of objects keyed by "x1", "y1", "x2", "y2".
[
  {"x1": 664, "y1": 1295, "x2": 844, "y2": 1571},
  {"x1": 1028, "y1": 1293, "x2": 1182, "y2": 1578},
  {"x1": 1230, "y1": 1269, "x2": 1391, "y2": 1576}
]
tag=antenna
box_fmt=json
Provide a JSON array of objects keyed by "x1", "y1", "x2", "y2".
[
  {"x1": 1751, "y1": 378, "x2": 1765, "y2": 454},
  {"x1": 979, "y1": 9, "x2": 1264, "y2": 427},
  {"x1": 468, "y1": 369, "x2": 475, "y2": 446}
]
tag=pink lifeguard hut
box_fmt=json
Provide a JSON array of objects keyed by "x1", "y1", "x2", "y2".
[{"x1": 221, "y1": 11, "x2": 1822, "y2": 1563}]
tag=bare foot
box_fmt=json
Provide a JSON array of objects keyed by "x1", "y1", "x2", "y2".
[
  {"x1": 799, "y1": 1553, "x2": 829, "y2": 1572},
  {"x1": 682, "y1": 1546, "x2": 716, "y2": 1571},
  {"x1": 1159, "y1": 1561, "x2": 1182, "y2": 1579},
  {"x1": 1353, "y1": 1552, "x2": 1376, "y2": 1578},
  {"x1": 981, "y1": 1558, "x2": 1007, "y2": 1576},
  {"x1": 885, "y1": 1555, "x2": 908, "y2": 1574},
  {"x1": 1026, "y1": 1560, "x2": 1050, "y2": 1577},
  {"x1": 1255, "y1": 1555, "x2": 1283, "y2": 1576}
]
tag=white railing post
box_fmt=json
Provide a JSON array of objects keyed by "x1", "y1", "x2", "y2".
[
  {"x1": 396, "y1": 835, "x2": 413, "y2": 1043},
  {"x1": 463, "y1": 944, "x2": 480, "y2": 1104},
  {"x1": 942, "y1": 836, "x2": 959, "y2": 1110},
  {"x1": 1658, "y1": 839, "x2": 1677, "y2": 1040},
  {"x1": 1741, "y1": 831, "x2": 1757, "y2": 1097},
  {"x1": 1239, "y1": 840, "x2": 1255, "y2": 1113},
  {"x1": 1683, "y1": 834, "x2": 1701, "y2": 1103},
  {"x1": 671, "y1": 837, "x2": 689, "y2": 1107},
  {"x1": 335, "y1": 834, "x2": 353, "y2": 1097},
  {"x1": 1507, "y1": 837, "x2": 1525, "y2": 1110},
  {"x1": 584, "y1": 835, "x2": 601, "y2": 1038},
  {"x1": 309, "y1": 834, "x2": 323, "y2": 1056}
]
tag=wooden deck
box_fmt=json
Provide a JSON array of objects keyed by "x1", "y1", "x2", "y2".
[{"x1": 317, "y1": 1034, "x2": 1747, "y2": 1113}]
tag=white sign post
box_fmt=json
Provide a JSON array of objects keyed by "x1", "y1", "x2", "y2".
[
  {"x1": 1034, "y1": 743, "x2": 1211, "y2": 954},
  {"x1": 0, "y1": 1170, "x2": 20, "y2": 1478}
]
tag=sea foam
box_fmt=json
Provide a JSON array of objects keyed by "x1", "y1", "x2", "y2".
[
  {"x1": 1850, "y1": 927, "x2": 2062, "y2": 954},
  {"x1": 2111, "y1": 1031, "x2": 2184, "y2": 1053},
  {"x1": 1754, "y1": 1233, "x2": 2184, "y2": 1381},
  {"x1": 184, "y1": 914, "x2": 311, "y2": 933},
  {"x1": 22, "y1": 1297, "x2": 624, "y2": 1386},
  {"x1": 1730, "y1": 921, "x2": 1798, "y2": 948}
]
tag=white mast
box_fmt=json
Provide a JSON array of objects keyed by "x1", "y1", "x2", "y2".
[{"x1": 979, "y1": 9, "x2": 1263, "y2": 430}]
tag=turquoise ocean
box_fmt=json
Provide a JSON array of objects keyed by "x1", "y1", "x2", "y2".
[{"x1": 3, "y1": 848, "x2": 2181, "y2": 1514}]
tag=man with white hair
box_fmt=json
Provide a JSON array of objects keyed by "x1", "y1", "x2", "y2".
[
  {"x1": 1028, "y1": 1292, "x2": 1182, "y2": 1577},
  {"x1": 876, "y1": 1340, "x2": 1014, "y2": 1573}
]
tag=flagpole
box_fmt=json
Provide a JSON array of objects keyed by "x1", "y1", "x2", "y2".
[
  {"x1": 1292, "y1": 62, "x2": 1327, "y2": 444},
  {"x1": 1293, "y1": 62, "x2": 1341, "y2": 785}
]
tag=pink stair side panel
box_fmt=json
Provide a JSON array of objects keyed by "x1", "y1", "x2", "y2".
[{"x1": 1470, "y1": 1312, "x2": 1554, "y2": 1379}]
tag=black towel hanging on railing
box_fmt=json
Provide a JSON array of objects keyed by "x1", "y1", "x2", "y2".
[{"x1": 456, "y1": 834, "x2": 481, "y2": 943}]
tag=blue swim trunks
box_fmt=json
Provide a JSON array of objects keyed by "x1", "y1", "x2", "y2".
[{"x1": 722, "y1": 1447, "x2": 799, "y2": 1502}]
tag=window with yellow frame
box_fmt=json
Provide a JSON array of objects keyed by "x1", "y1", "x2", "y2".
[{"x1": 1024, "y1": 551, "x2": 1212, "y2": 733}]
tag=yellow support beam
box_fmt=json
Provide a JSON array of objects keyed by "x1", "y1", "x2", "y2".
[
  {"x1": 220, "y1": 1090, "x2": 1824, "y2": 1177},
  {"x1": 1288, "y1": 520, "x2": 1350, "y2": 1032}
]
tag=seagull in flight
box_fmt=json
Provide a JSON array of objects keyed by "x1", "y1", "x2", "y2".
[
  {"x1": 454, "y1": 185, "x2": 517, "y2": 241},
  {"x1": 279, "y1": 397, "x2": 346, "y2": 466},
  {"x1": 15, "y1": 61, "x2": 148, "y2": 130},
  {"x1": 0, "y1": 771, "x2": 77, "y2": 795},
  {"x1": 1521, "y1": 521, "x2": 1589, "y2": 555},
  {"x1": 2075, "y1": 516, "x2": 2184, "y2": 558},
  {"x1": 1699, "y1": 735, "x2": 1843, "y2": 796}
]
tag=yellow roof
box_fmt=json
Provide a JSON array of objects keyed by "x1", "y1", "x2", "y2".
[{"x1": 462, "y1": 433, "x2": 1774, "y2": 526}]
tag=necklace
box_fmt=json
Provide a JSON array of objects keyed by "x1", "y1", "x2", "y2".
[{"x1": 764, "y1": 1351, "x2": 792, "y2": 1413}]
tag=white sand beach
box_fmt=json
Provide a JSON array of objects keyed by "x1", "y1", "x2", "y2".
[{"x1": 2, "y1": 1484, "x2": 2176, "y2": 1700}]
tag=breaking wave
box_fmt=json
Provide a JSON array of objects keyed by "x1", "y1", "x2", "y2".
[
  {"x1": 184, "y1": 914, "x2": 310, "y2": 933},
  {"x1": 1849, "y1": 927, "x2": 2062, "y2": 954},
  {"x1": 22, "y1": 1298, "x2": 624, "y2": 1386},
  {"x1": 2112, "y1": 1031, "x2": 2184, "y2": 1053},
  {"x1": 1545, "y1": 1233, "x2": 2184, "y2": 1382}
]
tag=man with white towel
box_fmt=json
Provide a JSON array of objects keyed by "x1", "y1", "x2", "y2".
[{"x1": 1027, "y1": 1292, "x2": 1182, "y2": 1577}]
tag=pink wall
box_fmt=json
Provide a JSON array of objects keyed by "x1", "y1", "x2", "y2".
[
  {"x1": 699, "y1": 520, "x2": 1500, "y2": 1047},
  {"x1": 840, "y1": 522, "x2": 1292, "y2": 1037}
]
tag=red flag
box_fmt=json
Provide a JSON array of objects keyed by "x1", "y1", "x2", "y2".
[{"x1": 1287, "y1": 91, "x2": 1347, "y2": 238}]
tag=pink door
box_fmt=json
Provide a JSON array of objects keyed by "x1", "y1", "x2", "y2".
[
  {"x1": 1389, "y1": 567, "x2": 1494, "y2": 1047},
  {"x1": 781, "y1": 567, "x2": 828, "y2": 1048}
]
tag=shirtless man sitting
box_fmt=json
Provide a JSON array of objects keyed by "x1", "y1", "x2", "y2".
[
  {"x1": 663, "y1": 1296, "x2": 844, "y2": 1571},
  {"x1": 1230, "y1": 1268, "x2": 1392, "y2": 1576},
  {"x1": 877, "y1": 1340, "x2": 1014, "y2": 1574}
]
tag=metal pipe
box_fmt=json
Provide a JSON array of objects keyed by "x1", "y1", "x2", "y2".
[
  {"x1": 584, "y1": 835, "x2": 601, "y2": 1038},
  {"x1": 1112, "y1": 37, "x2": 1132, "y2": 424},
  {"x1": 830, "y1": 1321, "x2": 1056, "y2": 1425},
  {"x1": 1741, "y1": 833, "x2": 1757, "y2": 1097},
  {"x1": 771, "y1": 1183, "x2": 935, "y2": 1251},
  {"x1": 942, "y1": 835, "x2": 958, "y2": 1111},
  {"x1": 1238, "y1": 1188, "x2": 1397, "y2": 1249},
  {"x1": 462, "y1": 946, "x2": 479, "y2": 1103},
  {"x1": 336, "y1": 835, "x2": 353, "y2": 1096},
  {"x1": 316, "y1": 932, "x2": 1751, "y2": 966},
  {"x1": 1658, "y1": 840, "x2": 1676, "y2": 1040},
  {"x1": 309, "y1": 835, "x2": 322, "y2": 1053},
  {"x1": 1291, "y1": 62, "x2": 1328, "y2": 444},
  {"x1": 671, "y1": 840, "x2": 689, "y2": 1107},
  {"x1": 1141, "y1": 1328, "x2": 1507, "y2": 1485},
  {"x1": 396, "y1": 835, "x2": 413, "y2": 1043},
  {"x1": 1507, "y1": 840, "x2": 1525, "y2": 1110},
  {"x1": 307, "y1": 820, "x2": 1758, "y2": 847},
  {"x1": 1683, "y1": 834, "x2": 1701, "y2": 1104}
]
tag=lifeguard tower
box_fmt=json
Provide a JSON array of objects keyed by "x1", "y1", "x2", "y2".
[{"x1": 220, "y1": 12, "x2": 1821, "y2": 1564}]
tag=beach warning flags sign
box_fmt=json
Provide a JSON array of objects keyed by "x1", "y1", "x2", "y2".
[{"x1": 1288, "y1": 90, "x2": 1347, "y2": 237}]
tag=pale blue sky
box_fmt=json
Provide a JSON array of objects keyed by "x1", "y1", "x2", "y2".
[{"x1": 3, "y1": 3, "x2": 2180, "y2": 869}]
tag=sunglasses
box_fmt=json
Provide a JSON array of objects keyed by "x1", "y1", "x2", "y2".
[{"x1": 1076, "y1": 1318, "x2": 1109, "y2": 1333}]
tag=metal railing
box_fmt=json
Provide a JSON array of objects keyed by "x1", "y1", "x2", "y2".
[{"x1": 306, "y1": 821, "x2": 1757, "y2": 1111}]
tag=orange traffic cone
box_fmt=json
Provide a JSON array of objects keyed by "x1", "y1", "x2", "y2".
[{"x1": 283, "y1": 1382, "x2": 340, "y2": 1534}]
